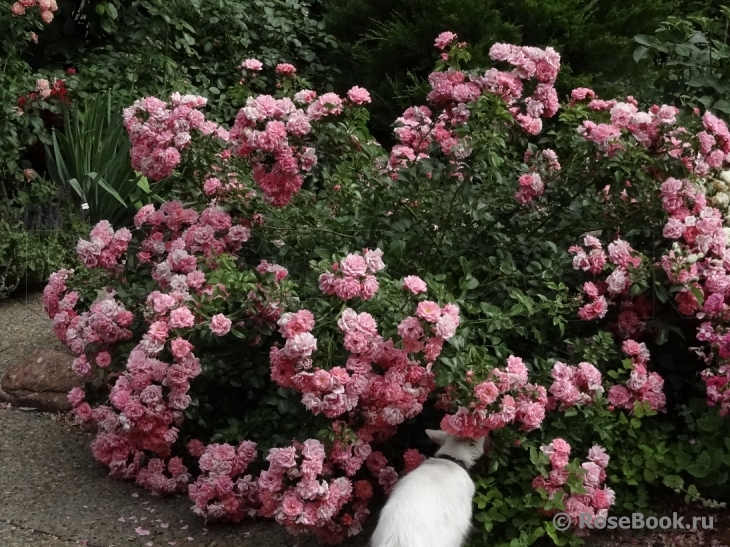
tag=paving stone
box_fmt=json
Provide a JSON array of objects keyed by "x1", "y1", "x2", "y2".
[
  {"x1": 1, "y1": 347, "x2": 79, "y2": 412},
  {"x1": 0, "y1": 522, "x2": 78, "y2": 547}
]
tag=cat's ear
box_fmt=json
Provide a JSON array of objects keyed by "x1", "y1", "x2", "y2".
[{"x1": 426, "y1": 429, "x2": 449, "y2": 446}]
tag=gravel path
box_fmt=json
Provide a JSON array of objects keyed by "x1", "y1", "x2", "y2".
[{"x1": 0, "y1": 292, "x2": 66, "y2": 380}]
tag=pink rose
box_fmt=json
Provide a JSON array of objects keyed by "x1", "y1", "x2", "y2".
[
  {"x1": 334, "y1": 277, "x2": 362, "y2": 300},
  {"x1": 210, "y1": 314, "x2": 232, "y2": 336},
  {"x1": 607, "y1": 385, "x2": 631, "y2": 407},
  {"x1": 275, "y1": 63, "x2": 297, "y2": 76},
  {"x1": 283, "y1": 332, "x2": 317, "y2": 359},
  {"x1": 347, "y1": 86, "x2": 371, "y2": 105},
  {"x1": 402, "y1": 275, "x2": 427, "y2": 294},
  {"x1": 72, "y1": 355, "x2": 91, "y2": 377},
  {"x1": 591, "y1": 487, "x2": 615, "y2": 510},
  {"x1": 403, "y1": 449, "x2": 425, "y2": 473},
  {"x1": 587, "y1": 445, "x2": 610, "y2": 468},
  {"x1": 67, "y1": 387, "x2": 85, "y2": 407},
  {"x1": 361, "y1": 275, "x2": 379, "y2": 300},
  {"x1": 415, "y1": 301, "x2": 441, "y2": 323},
  {"x1": 517, "y1": 402, "x2": 545, "y2": 430},
  {"x1": 434, "y1": 31, "x2": 457, "y2": 50},
  {"x1": 435, "y1": 314, "x2": 457, "y2": 340},
  {"x1": 581, "y1": 461, "x2": 602, "y2": 487},
  {"x1": 241, "y1": 58, "x2": 263, "y2": 71},
  {"x1": 169, "y1": 307, "x2": 195, "y2": 328},
  {"x1": 344, "y1": 330, "x2": 370, "y2": 354},
  {"x1": 96, "y1": 351, "x2": 112, "y2": 368},
  {"x1": 340, "y1": 254, "x2": 368, "y2": 277},
  {"x1": 474, "y1": 381, "x2": 499, "y2": 406},
  {"x1": 74, "y1": 402, "x2": 92, "y2": 421},
  {"x1": 170, "y1": 337, "x2": 194, "y2": 360}
]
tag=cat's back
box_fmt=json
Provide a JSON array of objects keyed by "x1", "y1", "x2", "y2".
[{"x1": 370, "y1": 458, "x2": 475, "y2": 547}]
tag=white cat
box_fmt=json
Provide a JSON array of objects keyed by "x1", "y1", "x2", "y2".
[{"x1": 371, "y1": 429, "x2": 486, "y2": 547}]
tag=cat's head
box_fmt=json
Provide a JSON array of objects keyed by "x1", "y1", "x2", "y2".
[{"x1": 425, "y1": 429, "x2": 486, "y2": 469}]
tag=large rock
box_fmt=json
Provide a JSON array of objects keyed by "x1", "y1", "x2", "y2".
[{"x1": 0, "y1": 348, "x2": 80, "y2": 412}]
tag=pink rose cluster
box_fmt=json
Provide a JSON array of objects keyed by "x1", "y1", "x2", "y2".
[
  {"x1": 607, "y1": 340, "x2": 666, "y2": 413},
  {"x1": 704, "y1": 362, "x2": 730, "y2": 414},
  {"x1": 44, "y1": 278, "x2": 133, "y2": 378},
  {"x1": 318, "y1": 249, "x2": 385, "y2": 301},
  {"x1": 486, "y1": 43, "x2": 561, "y2": 135},
  {"x1": 135, "y1": 456, "x2": 191, "y2": 497},
  {"x1": 88, "y1": 322, "x2": 203, "y2": 485},
  {"x1": 256, "y1": 259, "x2": 289, "y2": 281},
  {"x1": 123, "y1": 93, "x2": 228, "y2": 181},
  {"x1": 440, "y1": 356, "x2": 547, "y2": 438},
  {"x1": 388, "y1": 105, "x2": 461, "y2": 178},
  {"x1": 42, "y1": 268, "x2": 74, "y2": 319},
  {"x1": 133, "y1": 202, "x2": 250, "y2": 276},
  {"x1": 354, "y1": 337, "x2": 437, "y2": 439},
  {"x1": 548, "y1": 361, "x2": 603, "y2": 410},
  {"x1": 569, "y1": 235, "x2": 607, "y2": 275},
  {"x1": 387, "y1": 39, "x2": 561, "y2": 179},
  {"x1": 515, "y1": 173, "x2": 544, "y2": 206},
  {"x1": 572, "y1": 92, "x2": 726, "y2": 167},
  {"x1": 571, "y1": 235, "x2": 643, "y2": 322},
  {"x1": 647, "y1": 165, "x2": 730, "y2": 413},
  {"x1": 256, "y1": 439, "x2": 372, "y2": 544},
  {"x1": 64, "y1": 295, "x2": 133, "y2": 374},
  {"x1": 229, "y1": 92, "x2": 335, "y2": 206},
  {"x1": 692, "y1": 112, "x2": 730, "y2": 174},
  {"x1": 269, "y1": 309, "x2": 318, "y2": 389},
  {"x1": 398, "y1": 301, "x2": 461, "y2": 363},
  {"x1": 533, "y1": 441, "x2": 615, "y2": 531},
  {"x1": 402, "y1": 448, "x2": 426, "y2": 473},
  {"x1": 328, "y1": 428, "x2": 374, "y2": 477},
  {"x1": 10, "y1": 0, "x2": 57, "y2": 23},
  {"x1": 76, "y1": 220, "x2": 132, "y2": 270},
  {"x1": 272, "y1": 297, "x2": 441, "y2": 442},
  {"x1": 569, "y1": 87, "x2": 597, "y2": 105},
  {"x1": 570, "y1": 240, "x2": 652, "y2": 338},
  {"x1": 515, "y1": 148, "x2": 561, "y2": 205},
  {"x1": 576, "y1": 120, "x2": 622, "y2": 153},
  {"x1": 45, "y1": 200, "x2": 274, "y2": 490},
  {"x1": 188, "y1": 441, "x2": 260, "y2": 522},
  {"x1": 35, "y1": 77, "x2": 54, "y2": 99},
  {"x1": 202, "y1": 170, "x2": 253, "y2": 198},
  {"x1": 614, "y1": 296, "x2": 652, "y2": 339}
]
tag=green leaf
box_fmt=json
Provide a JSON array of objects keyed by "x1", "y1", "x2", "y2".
[
  {"x1": 95, "y1": 175, "x2": 128, "y2": 206},
  {"x1": 662, "y1": 475, "x2": 684, "y2": 489},
  {"x1": 633, "y1": 46, "x2": 650, "y2": 63},
  {"x1": 686, "y1": 464, "x2": 711, "y2": 478},
  {"x1": 690, "y1": 286, "x2": 704, "y2": 306}
]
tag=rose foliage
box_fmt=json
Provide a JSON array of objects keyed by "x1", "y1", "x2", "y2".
[{"x1": 44, "y1": 32, "x2": 730, "y2": 547}]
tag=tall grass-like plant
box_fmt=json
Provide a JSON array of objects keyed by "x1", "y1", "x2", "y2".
[{"x1": 46, "y1": 93, "x2": 143, "y2": 227}]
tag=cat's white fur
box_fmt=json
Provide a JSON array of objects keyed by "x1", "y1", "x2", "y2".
[{"x1": 370, "y1": 429, "x2": 486, "y2": 547}]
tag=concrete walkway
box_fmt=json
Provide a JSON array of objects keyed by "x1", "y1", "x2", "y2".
[{"x1": 0, "y1": 294, "x2": 368, "y2": 547}]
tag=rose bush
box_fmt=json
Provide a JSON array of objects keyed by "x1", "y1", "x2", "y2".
[{"x1": 45, "y1": 32, "x2": 730, "y2": 546}]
